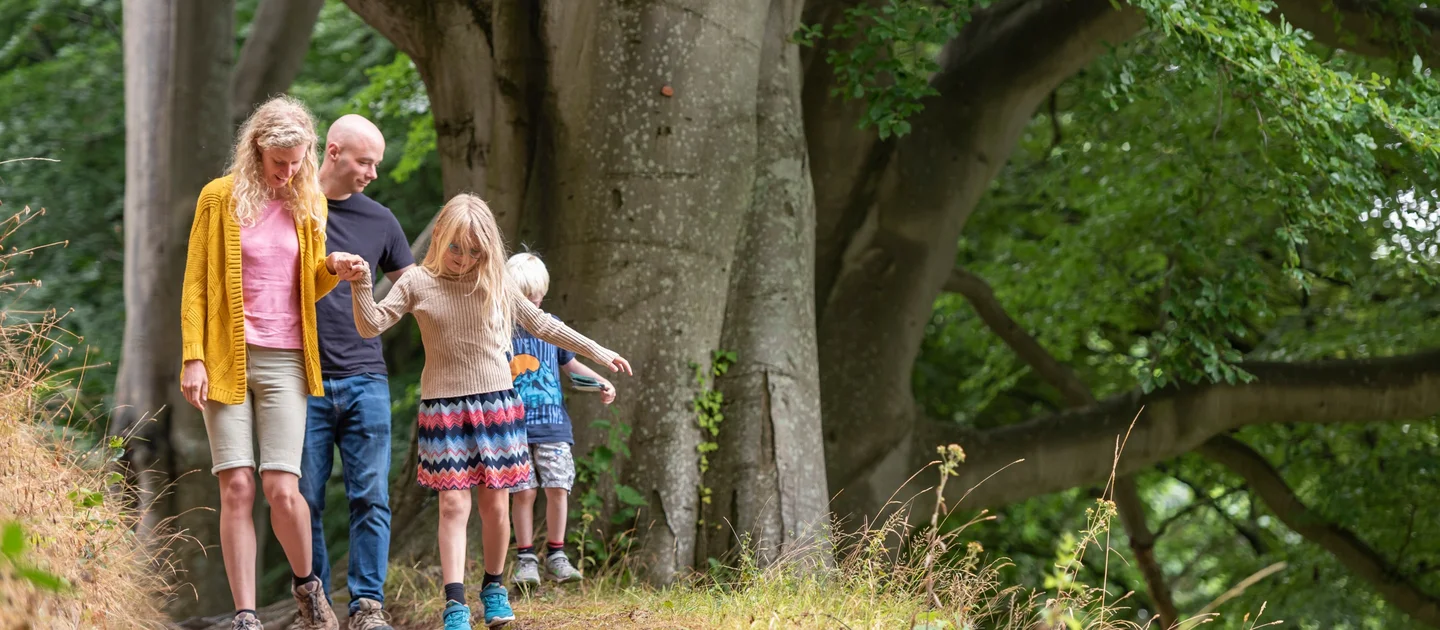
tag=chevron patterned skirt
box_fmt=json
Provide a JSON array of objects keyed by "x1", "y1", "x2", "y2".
[{"x1": 415, "y1": 389, "x2": 531, "y2": 491}]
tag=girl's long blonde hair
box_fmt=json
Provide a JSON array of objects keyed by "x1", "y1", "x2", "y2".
[
  {"x1": 227, "y1": 95, "x2": 326, "y2": 235},
  {"x1": 422, "y1": 193, "x2": 515, "y2": 342}
]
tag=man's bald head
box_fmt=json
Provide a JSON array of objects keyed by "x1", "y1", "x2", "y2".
[
  {"x1": 326, "y1": 114, "x2": 385, "y2": 150},
  {"x1": 319, "y1": 114, "x2": 386, "y2": 199}
]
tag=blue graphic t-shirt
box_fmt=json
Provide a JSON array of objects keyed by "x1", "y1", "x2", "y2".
[{"x1": 509, "y1": 317, "x2": 576, "y2": 444}]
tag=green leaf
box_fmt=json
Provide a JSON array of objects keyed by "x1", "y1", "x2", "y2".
[
  {"x1": 2, "y1": 522, "x2": 25, "y2": 558},
  {"x1": 15, "y1": 566, "x2": 68, "y2": 592},
  {"x1": 615, "y1": 484, "x2": 647, "y2": 507}
]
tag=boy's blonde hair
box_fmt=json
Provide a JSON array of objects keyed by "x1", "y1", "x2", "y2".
[
  {"x1": 227, "y1": 95, "x2": 326, "y2": 236},
  {"x1": 421, "y1": 193, "x2": 514, "y2": 342},
  {"x1": 506, "y1": 252, "x2": 550, "y2": 300}
]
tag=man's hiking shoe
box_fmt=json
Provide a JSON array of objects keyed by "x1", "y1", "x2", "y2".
[
  {"x1": 233, "y1": 612, "x2": 262, "y2": 630},
  {"x1": 512, "y1": 553, "x2": 541, "y2": 588},
  {"x1": 290, "y1": 579, "x2": 340, "y2": 630},
  {"x1": 347, "y1": 598, "x2": 393, "y2": 630},
  {"x1": 480, "y1": 583, "x2": 516, "y2": 627},
  {"x1": 442, "y1": 600, "x2": 471, "y2": 630},
  {"x1": 546, "y1": 553, "x2": 583, "y2": 583}
]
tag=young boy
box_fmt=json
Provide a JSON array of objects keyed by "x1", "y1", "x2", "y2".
[{"x1": 505, "y1": 252, "x2": 617, "y2": 587}]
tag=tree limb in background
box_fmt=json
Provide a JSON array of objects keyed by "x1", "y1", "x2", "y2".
[
  {"x1": 918, "y1": 349, "x2": 1440, "y2": 509},
  {"x1": 944, "y1": 266, "x2": 1179, "y2": 628},
  {"x1": 1198, "y1": 435, "x2": 1440, "y2": 627},
  {"x1": 231, "y1": 0, "x2": 325, "y2": 127}
]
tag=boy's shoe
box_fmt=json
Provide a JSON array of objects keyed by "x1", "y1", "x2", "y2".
[
  {"x1": 347, "y1": 598, "x2": 393, "y2": 630},
  {"x1": 512, "y1": 553, "x2": 541, "y2": 588},
  {"x1": 546, "y1": 553, "x2": 583, "y2": 583},
  {"x1": 291, "y1": 580, "x2": 340, "y2": 630},
  {"x1": 480, "y1": 583, "x2": 516, "y2": 627},
  {"x1": 442, "y1": 600, "x2": 471, "y2": 630},
  {"x1": 233, "y1": 612, "x2": 262, "y2": 630}
]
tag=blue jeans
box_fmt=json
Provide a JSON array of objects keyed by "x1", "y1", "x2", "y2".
[{"x1": 299, "y1": 373, "x2": 392, "y2": 614}]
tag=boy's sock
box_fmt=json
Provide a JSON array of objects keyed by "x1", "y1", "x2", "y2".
[
  {"x1": 444, "y1": 582, "x2": 465, "y2": 605},
  {"x1": 291, "y1": 572, "x2": 319, "y2": 590},
  {"x1": 482, "y1": 572, "x2": 503, "y2": 588},
  {"x1": 235, "y1": 609, "x2": 258, "y2": 619},
  {"x1": 547, "y1": 541, "x2": 566, "y2": 558},
  {"x1": 517, "y1": 545, "x2": 535, "y2": 556}
]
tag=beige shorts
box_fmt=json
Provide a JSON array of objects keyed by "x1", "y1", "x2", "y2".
[{"x1": 202, "y1": 345, "x2": 309, "y2": 477}]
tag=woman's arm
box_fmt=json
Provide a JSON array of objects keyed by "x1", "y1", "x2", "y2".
[
  {"x1": 179, "y1": 193, "x2": 212, "y2": 363},
  {"x1": 351, "y1": 269, "x2": 412, "y2": 338},
  {"x1": 511, "y1": 291, "x2": 624, "y2": 369},
  {"x1": 312, "y1": 232, "x2": 341, "y2": 300}
]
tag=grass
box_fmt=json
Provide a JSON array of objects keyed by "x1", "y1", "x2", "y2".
[{"x1": 0, "y1": 207, "x2": 172, "y2": 628}]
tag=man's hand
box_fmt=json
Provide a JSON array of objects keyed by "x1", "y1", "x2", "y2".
[{"x1": 181, "y1": 359, "x2": 208, "y2": 410}]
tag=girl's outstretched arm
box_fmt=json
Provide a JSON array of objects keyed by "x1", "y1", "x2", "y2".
[
  {"x1": 511, "y1": 290, "x2": 632, "y2": 375},
  {"x1": 351, "y1": 269, "x2": 413, "y2": 338}
]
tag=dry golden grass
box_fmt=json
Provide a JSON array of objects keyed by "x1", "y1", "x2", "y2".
[{"x1": 0, "y1": 207, "x2": 172, "y2": 629}]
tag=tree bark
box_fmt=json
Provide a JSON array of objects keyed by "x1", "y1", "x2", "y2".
[
  {"x1": 703, "y1": 0, "x2": 830, "y2": 568},
  {"x1": 1199, "y1": 435, "x2": 1440, "y2": 627},
  {"x1": 114, "y1": 0, "x2": 234, "y2": 617},
  {"x1": 813, "y1": 0, "x2": 1144, "y2": 524},
  {"x1": 230, "y1": 0, "x2": 326, "y2": 127},
  {"x1": 528, "y1": 0, "x2": 770, "y2": 583}
]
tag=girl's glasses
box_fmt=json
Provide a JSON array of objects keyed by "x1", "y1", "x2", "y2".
[{"x1": 447, "y1": 243, "x2": 485, "y2": 259}]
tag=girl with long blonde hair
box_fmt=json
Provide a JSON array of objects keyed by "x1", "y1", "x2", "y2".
[
  {"x1": 179, "y1": 95, "x2": 351, "y2": 630},
  {"x1": 340, "y1": 193, "x2": 631, "y2": 628}
]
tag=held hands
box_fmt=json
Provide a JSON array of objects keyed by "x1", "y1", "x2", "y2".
[
  {"x1": 181, "y1": 359, "x2": 208, "y2": 411},
  {"x1": 326, "y1": 252, "x2": 368, "y2": 282}
]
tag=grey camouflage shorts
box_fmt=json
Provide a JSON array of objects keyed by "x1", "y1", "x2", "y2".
[{"x1": 509, "y1": 442, "x2": 576, "y2": 493}]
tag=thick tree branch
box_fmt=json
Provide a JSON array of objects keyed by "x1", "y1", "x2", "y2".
[
  {"x1": 944, "y1": 267, "x2": 1093, "y2": 407},
  {"x1": 921, "y1": 349, "x2": 1440, "y2": 509},
  {"x1": 1272, "y1": 0, "x2": 1440, "y2": 64},
  {"x1": 1198, "y1": 435, "x2": 1440, "y2": 627},
  {"x1": 231, "y1": 0, "x2": 325, "y2": 126},
  {"x1": 948, "y1": 265, "x2": 1177, "y2": 628}
]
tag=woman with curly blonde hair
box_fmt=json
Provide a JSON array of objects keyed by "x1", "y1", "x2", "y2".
[{"x1": 179, "y1": 95, "x2": 353, "y2": 630}]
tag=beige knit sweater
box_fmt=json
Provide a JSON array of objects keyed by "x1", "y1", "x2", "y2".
[{"x1": 350, "y1": 269, "x2": 618, "y2": 400}]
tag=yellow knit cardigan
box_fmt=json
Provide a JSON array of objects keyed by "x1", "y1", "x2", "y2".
[{"x1": 179, "y1": 175, "x2": 339, "y2": 404}]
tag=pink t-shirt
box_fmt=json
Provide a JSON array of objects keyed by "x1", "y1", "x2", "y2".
[{"x1": 240, "y1": 200, "x2": 303, "y2": 349}]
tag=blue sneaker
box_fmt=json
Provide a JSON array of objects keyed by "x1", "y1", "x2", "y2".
[
  {"x1": 480, "y1": 583, "x2": 515, "y2": 627},
  {"x1": 442, "y1": 600, "x2": 471, "y2": 630}
]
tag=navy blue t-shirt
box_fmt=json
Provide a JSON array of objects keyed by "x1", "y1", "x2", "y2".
[
  {"x1": 509, "y1": 319, "x2": 576, "y2": 444},
  {"x1": 316, "y1": 193, "x2": 414, "y2": 378}
]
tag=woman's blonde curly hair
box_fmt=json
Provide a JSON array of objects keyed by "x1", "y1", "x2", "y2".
[{"x1": 227, "y1": 95, "x2": 326, "y2": 235}]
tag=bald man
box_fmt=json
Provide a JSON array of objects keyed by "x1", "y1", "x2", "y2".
[{"x1": 300, "y1": 114, "x2": 413, "y2": 630}]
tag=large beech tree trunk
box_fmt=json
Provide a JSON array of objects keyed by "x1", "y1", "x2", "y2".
[
  {"x1": 114, "y1": 0, "x2": 234, "y2": 617},
  {"x1": 806, "y1": 0, "x2": 1145, "y2": 522},
  {"x1": 702, "y1": 0, "x2": 830, "y2": 566}
]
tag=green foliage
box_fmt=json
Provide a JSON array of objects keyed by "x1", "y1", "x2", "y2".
[
  {"x1": 571, "y1": 411, "x2": 645, "y2": 572},
  {"x1": 691, "y1": 349, "x2": 736, "y2": 514},
  {"x1": 795, "y1": 0, "x2": 982, "y2": 138},
  {"x1": 1, "y1": 521, "x2": 69, "y2": 593}
]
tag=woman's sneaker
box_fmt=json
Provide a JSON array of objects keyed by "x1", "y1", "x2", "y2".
[
  {"x1": 442, "y1": 600, "x2": 471, "y2": 630},
  {"x1": 546, "y1": 552, "x2": 583, "y2": 583},
  {"x1": 480, "y1": 583, "x2": 516, "y2": 627},
  {"x1": 232, "y1": 612, "x2": 262, "y2": 630},
  {"x1": 512, "y1": 553, "x2": 541, "y2": 588}
]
